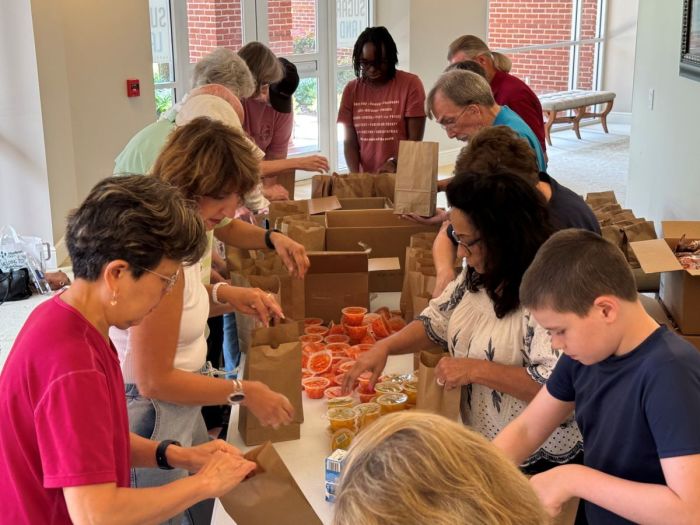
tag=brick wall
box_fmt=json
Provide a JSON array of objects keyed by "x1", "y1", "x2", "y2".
[
  {"x1": 187, "y1": 1, "x2": 243, "y2": 62},
  {"x1": 488, "y1": 0, "x2": 600, "y2": 94}
]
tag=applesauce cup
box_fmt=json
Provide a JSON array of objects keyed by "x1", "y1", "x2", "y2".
[{"x1": 376, "y1": 393, "x2": 408, "y2": 414}]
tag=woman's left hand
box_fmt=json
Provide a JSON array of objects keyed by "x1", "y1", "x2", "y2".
[
  {"x1": 172, "y1": 439, "x2": 244, "y2": 473},
  {"x1": 435, "y1": 357, "x2": 480, "y2": 390},
  {"x1": 400, "y1": 208, "x2": 449, "y2": 226},
  {"x1": 269, "y1": 232, "x2": 310, "y2": 279}
]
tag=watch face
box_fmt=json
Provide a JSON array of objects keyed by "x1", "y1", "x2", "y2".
[{"x1": 228, "y1": 393, "x2": 246, "y2": 405}]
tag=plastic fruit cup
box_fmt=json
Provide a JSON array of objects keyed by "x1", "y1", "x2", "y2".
[
  {"x1": 299, "y1": 334, "x2": 323, "y2": 345},
  {"x1": 376, "y1": 393, "x2": 408, "y2": 414},
  {"x1": 302, "y1": 377, "x2": 330, "y2": 399},
  {"x1": 304, "y1": 317, "x2": 324, "y2": 326},
  {"x1": 301, "y1": 368, "x2": 314, "y2": 389},
  {"x1": 371, "y1": 316, "x2": 391, "y2": 339},
  {"x1": 328, "y1": 396, "x2": 355, "y2": 410},
  {"x1": 331, "y1": 357, "x2": 352, "y2": 375},
  {"x1": 301, "y1": 341, "x2": 325, "y2": 368},
  {"x1": 358, "y1": 389, "x2": 377, "y2": 404},
  {"x1": 331, "y1": 427, "x2": 355, "y2": 451},
  {"x1": 348, "y1": 343, "x2": 374, "y2": 360},
  {"x1": 354, "y1": 402, "x2": 381, "y2": 429},
  {"x1": 374, "y1": 382, "x2": 404, "y2": 395},
  {"x1": 327, "y1": 322, "x2": 346, "y2": 336},
  {"x1": 337, "y1": 360, "x2": 356, "y2": 374},
  {"x1": 328, "y1": 407, "x2": 357, "y2": 432},
  {"x1": 343, "y1": 323, "x2": 368, "y2": 342},
  {"x1": 324, "y1": 386, "x2": 346, "y2": 400},
  {"x1": 341, "y1": 306, "x2": 368, "y2": 326},
  {"x1": 362, "y1": 312, "x2": 380, "y2": 324},
  {"x1": 387, "y1": 316, "x2": 406, "y2": 332},
  {"x1": 357, "y1": 371, "x2": 373, "y2": 390},
  {"x1": 402, "y1": 379, "x2": 418, "y2": 405},
  {"x1": 307, "y1": 350, "x2": 333, "y2": 375},
  {"x1": 325, "y1": 334, "x2": 351, "y2": 345},
  {"x1": 359, "y1": 335, "x2": 376, "y2": 345},
  {"x1": 304, "y1": 325, "x2": 329, "y2": 337},
  {"x1": 326, "y1": 342, "x2": 351, "y2": 357}
]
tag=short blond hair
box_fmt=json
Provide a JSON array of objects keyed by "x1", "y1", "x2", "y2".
[
  {"x1": 333, "y1": 412, "x2": 548, "y2": 525},
  {"x1": 447, "y1": 34, "x2": 513, "y2": 73}
]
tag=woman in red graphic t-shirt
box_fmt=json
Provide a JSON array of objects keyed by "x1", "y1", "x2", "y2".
[{"x1": 338, "y1": 26, "x2": 427, "y2": 173}]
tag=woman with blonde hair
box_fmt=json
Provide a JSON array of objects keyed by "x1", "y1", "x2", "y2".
[
  {"x1": 334, "y1": 412, "x2": 548, "y2": 525},
  {"x1": 446, "y1": 34, "x2": 546, "y2": 155}
]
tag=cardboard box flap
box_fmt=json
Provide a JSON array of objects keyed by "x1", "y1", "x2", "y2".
[
  {"x1": 661, "y1": 221, "x2": 700, "y2": 240},
  {"x1": 630, "y1": 239, "x2": 683, "y2": 274},
  {"x1": 306, "y1": 196, "x2": 341, "y2": 215},
  {"x1": 326, "y1": 208, "x2": 411, "y2": 228},
  {"x1": 307, "y1": 251, "x2": 368, "y2": 273},
  {"x1": 368, "y1": 257, "x2": 401, "y2": 272}
]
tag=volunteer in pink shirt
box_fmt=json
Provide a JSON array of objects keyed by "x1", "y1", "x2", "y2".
[
  {"x1": 0, "y1": 175, "x2": 255, "y2": 525},
  {"x1": 338, "y1": 26, "x2": 427, "y2": 173}
]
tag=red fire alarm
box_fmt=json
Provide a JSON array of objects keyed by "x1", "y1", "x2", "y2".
[{"x1": 126, "y1": 79, "x2": 140, "y2": 97}]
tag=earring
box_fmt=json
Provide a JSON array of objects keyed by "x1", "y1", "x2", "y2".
[{"x1": 110, "y1": 292, "x2": 118, "y2": 306}]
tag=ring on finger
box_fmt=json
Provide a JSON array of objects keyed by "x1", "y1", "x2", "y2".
[{"x1": 436, "y1": 377, "x2": 445, "y2": 387}]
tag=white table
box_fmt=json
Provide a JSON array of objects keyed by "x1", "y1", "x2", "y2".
[{"x1": 211, "y1": 353, "x2": 414, "y2": 525}]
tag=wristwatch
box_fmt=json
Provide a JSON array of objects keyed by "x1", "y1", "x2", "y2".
[
  {"x1": 227, "y1": 379, "x2": 246, "y2": 405},
  {"x1": 264, "y1": 228, "x2": 281, "y2": 250},
  {"x1": 156, "y1": 439, "x2": 181, "y2": 470}
]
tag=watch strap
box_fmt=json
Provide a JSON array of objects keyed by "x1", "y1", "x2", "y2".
[
  {"x1": 265, "y1": 228, "x2": 281, "y2": 250},
  {"x1": 156, "y1": 439, "x2": 181, "y2": 470}
]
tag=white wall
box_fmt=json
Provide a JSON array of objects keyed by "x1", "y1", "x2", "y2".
[
  {"x1": 30, "y1": 0, "x2": 156, "y2": 243},
  {"x1": 626, "y1": 0, "x2": 700, "y2": 221},
  {"x1": 601, "y1": 0, "x2": 639, "y2": 113},
  {"x1": 377, "y1": 0, "x2": 489, "y2": 164},
  {"x1": 0, "y1": 0, "x2": 53, "y2": 241}
]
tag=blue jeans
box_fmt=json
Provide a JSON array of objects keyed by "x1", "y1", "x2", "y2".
[
  {"x1": 222, "y1": 312, "x2": 240, "y2": 375},
  {"x1": 125, "y1": 384, "x2": 213, "y2": 525}
]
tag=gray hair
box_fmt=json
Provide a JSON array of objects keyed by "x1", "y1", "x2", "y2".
[
  {"x1": 426, "y1": 70, "x2": 495, "y2": 119},
  {"x1": 447, "y1": 34, "x2": 513, "y2": 73},
  {"x1": 192, "y1": 48, "x2": 255, "y2": 98}
]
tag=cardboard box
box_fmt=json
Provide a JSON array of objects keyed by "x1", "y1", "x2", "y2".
[
  {"x1": 268, "y1": 196, "x2": 342, "y2": 226},
  {"x1": 639, "y1": 294, "x2": 700, "y2": 352},
  {"x1": 337, "y1": 196, "x2": 393, "y2": 210},
  {"x1": 324, "y1": 209, "x2": 439, "y2": 292},
  {"x1": 631, "y1": 221, "x2": 700, "y2": 335}
]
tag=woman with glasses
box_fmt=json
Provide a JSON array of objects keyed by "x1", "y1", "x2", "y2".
[
  {"x1": 338, "y1": 26, "x2": 426, "y2": 173},
  {"x1": 343, "y1": 171, "x2": 583, "y2": 478},
  {"x1": 111, "y1": 118, "x2": 300, "y2": 525},
  {"x1": 0, "y1": 175, "x2": 257, "y2": 524}
]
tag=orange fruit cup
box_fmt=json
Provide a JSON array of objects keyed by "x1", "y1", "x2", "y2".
[
  {"x1": 348, "y1": 343, "x2": 374, "y2": 360},
  {"x1": 304, "y1": 317, "x2": 324, "y2": 326},
  {"x1": 299, "y1": 334, "x2": 323, "y2": 345},
  {"x1": 324, "y1": 386, "x2": 346, "y2": 400},
  {"x1": 327, "y1": 322, "x2": 346, "y2": 335},
  {"x1": 341, "y1": 306, "x2": 368, "y2": 326},
  {"x1": 387, "y1": 316, "x2": 406, "y2": 332},
  {"x1": 337, "y1": 360, "x2": 357, "y2": 374},
  {"x1": 371, "y1": 316, "x2": 391, "y2": 339},
  {"x1": 302, "y1": 376, "x2": 330, "y2": 399},
  {"x1": 307, "y1": 350, "x2": 333, "y2": 375},
  {"x1": 304, "y1": 325, "x2": 329, "y2": 337},
  {"x1": 344, "y1": 323, "x2": 368, "y2": 343},
  {"x1": 326, "y1": 342, "x2": 351, "y2": 357},
  {"x1": 331, "y1": 357, "x2": 352, "y2": 375},
  {"x1": 358, "y1": 389, "x2": 377, "y2": 404},
  {"x1": 325, "y1": 333, "x2": 351, "y2": 345}
]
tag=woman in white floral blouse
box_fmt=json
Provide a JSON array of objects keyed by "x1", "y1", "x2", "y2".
[{"x1": 343, "y1": 171, "x2": 583, "y2": 473}]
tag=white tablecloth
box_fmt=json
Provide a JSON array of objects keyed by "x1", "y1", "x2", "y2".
[{"x1": 211, "y1": 353, "x2": 414, "y2": 525}]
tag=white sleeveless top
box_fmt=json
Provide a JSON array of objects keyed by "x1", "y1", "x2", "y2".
[{"x1": 112, "y1": 262, "x2": 210, "y2": 384}]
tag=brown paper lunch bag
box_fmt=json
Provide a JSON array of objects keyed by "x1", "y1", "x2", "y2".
[{"x1": 416, "y1": 350, "x2": 460, "y2": 420}]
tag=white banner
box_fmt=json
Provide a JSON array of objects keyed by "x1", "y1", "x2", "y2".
[
  {"x1": 150, "y1": 0, "x2": 173, "y2": 66},
  {"x1": 336, "y1": 0, "x2": 369, "y2": 49}
]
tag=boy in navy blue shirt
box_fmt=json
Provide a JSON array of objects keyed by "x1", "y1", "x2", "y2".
[{"x1": 494, "y1": 229, "x2": 700, "y2": 524}]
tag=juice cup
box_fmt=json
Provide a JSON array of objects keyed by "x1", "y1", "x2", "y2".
[
  {"x1": 302, "y1": 377, "x2": 330, "y2": 399},
  {"x1": 354, "y1": 402, "x2": 381, "y2": 429},
  {"x1": 328, "y1": 407, "x2": 357, "y2": 432},
  {"x1": 341, "y1": 306, "x2": 368, "y2": 326},
  {"x1": 376, "y1": 393, "x2": 408, "y2": 414}
]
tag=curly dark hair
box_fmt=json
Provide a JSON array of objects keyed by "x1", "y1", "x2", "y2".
[
  {"x1": 446, "y1": 171, "x2": 553, "y2": 318},
  {"x1": 352, "y1": 26, "x2": 399, "y2": 80},
  {"x1": 66, "y1": 175, "x2": 207, "y2": 281}
]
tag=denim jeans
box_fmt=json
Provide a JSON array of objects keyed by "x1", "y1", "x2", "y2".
[
  {"x1": 222, "y1": 312, "x2": 240, "y2": 375},
  {"x1": 125, "y1": 384, "x2": 213, "y2": 525}
]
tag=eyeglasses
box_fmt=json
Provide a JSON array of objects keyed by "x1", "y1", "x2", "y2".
[
  {"x1": 437, "y1": 106, "x2": 469, "y2": 131},
  {"x1": 450, "y1": 227, "x2": 482, "y2": 256},
  {"x1": 134, "y1": 265, "x2": 181, "y2": 295},
  {"x1": 358, "y1": 58, "x2": 389, "y2": 70}
]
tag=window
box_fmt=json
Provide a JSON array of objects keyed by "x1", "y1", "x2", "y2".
[{"x1": 488, "y1": 0, "x2": 606, "y2": 94}]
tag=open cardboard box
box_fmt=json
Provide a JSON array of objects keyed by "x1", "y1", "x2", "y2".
[
  {"x1": 304, "y1": 247, "x2": 400, "y2": 324},
  {"x1": 324, "y1": 209, "x2": 439, "y2": 292},
  {"x1": 639, "y1": 294, "x2": 700, "y2": 352},
  {"x1": 631, "y1": 221, "x2": 700, "y2": 335},
  {"x1": 337, "y1": 196, "x2": 393, "y2": 210},
  {"x1": 268, "y1": 196, "x2": 342, "y2": 226}
]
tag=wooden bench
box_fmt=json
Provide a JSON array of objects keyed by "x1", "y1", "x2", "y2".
[{"x1": 538, "y1": 90, "x2": 616, "y2": 145}]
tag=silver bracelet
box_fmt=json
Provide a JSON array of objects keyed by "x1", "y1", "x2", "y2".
[{"x1": 211, "y1": 282, "x2": 228, "y2": 305}]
